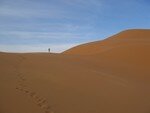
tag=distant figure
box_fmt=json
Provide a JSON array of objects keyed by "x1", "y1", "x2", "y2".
[{"x1": 48, "y1": 48, "x2": 50, "y2": 53}]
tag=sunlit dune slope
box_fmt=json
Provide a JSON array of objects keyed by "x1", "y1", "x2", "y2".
[
  {"x1": 63, "y1": 29, "x2": 150, "y2": 75},
  {"x1": 63, "y1": 29, "x2": 150, "y2": 82},
  {"x1": 63, "y1": 29, "x2": 150, "y2": 55}
]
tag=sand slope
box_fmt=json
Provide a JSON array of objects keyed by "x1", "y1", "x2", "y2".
[
  {"x1": 63, "y1": 29, "x2": 150, "y2": 55},
  {"x1": 0, "y1": 29, "x2": 150, "y2": 113}
]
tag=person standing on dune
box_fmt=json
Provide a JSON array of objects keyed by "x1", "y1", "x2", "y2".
[{"x1": 48, "y1": 48, "x2": 50, "y2": 53}]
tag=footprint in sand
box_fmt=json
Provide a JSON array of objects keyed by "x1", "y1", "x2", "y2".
[
  {"x1": 20, "y1": 77, "x2": 25, "y2": 80},
  {"x1": 19, "y1": 76, "x2": 26, "y2": 81},
  {"x1": 15, "y1": 87, "x2": 19, "y2": 90},
  {"x1": 29, "y1": 92, "x2": 36, "y2": 98},
  {"x1": 45, "y1": 111, "x2": 50, "y2": 113},
  {"x1": 24, "y1": 90, "x2": 29, "y2": 94},
  {"x1": 15, "y1": 73, "x2": 53, "y2": 113},
  {"x1": 17, "y1": 74, "x2": 26, "y2": 82},
  {"x1": 18, "y1": 83, "x2": 26, "y2": 87},
  {"x1": 15, "y1": 58, "x2": 54, "y2": 113},
  {"x1": 16, "y1": 87, "x2": 23, "y2": 91},
  {"x1": 34, "y1": 96, "x2": 52, "y2": 112},
  {"x1": 16, "y1": 86, "x2": 53, "y2": 113},
  {"x1": 40, "y1": 99, "x2": 46, "y2": 104}
]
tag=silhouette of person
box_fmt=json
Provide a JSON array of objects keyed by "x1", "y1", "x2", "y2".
[{"x1": 48, "y1": 48, "x2": 50, "y2": 53}]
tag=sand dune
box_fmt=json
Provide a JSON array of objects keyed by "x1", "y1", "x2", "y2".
[
  {"x1": 0, "y1": 29, "x2": 150, "y2": 113},
  {"x1": 63, "y1": 29, "x2": 150, "y2": 55}
]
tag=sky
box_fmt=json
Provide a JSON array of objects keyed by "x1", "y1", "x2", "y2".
[{"x1": 0, "y1": 0, "x2": 150, "y2": 53}]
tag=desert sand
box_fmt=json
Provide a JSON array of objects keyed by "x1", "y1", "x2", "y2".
[{"x1": 0, "y1": 29, "x2": 150, "y2": 113}]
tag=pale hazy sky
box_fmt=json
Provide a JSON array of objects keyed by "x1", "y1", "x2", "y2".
[{"x1": 0, "y1": 0, "x2": 150, "y2": 53}]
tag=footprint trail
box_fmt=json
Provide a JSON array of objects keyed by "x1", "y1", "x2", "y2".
[{"x1": 15, "y1": 55, "x2": 54, "y2": 113}]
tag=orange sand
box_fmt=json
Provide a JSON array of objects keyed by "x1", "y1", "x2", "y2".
[{"x1": 0, "y1": 29, "x2": 150, "y2": 113}]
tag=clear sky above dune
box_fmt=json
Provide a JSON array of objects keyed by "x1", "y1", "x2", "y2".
[{"x1": 0, "y1": 0, "x2": 150, "y2": 53}]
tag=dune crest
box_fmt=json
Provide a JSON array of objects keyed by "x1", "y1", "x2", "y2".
[{"x1": 63, "y1": 29, "x2": 150, "y2": 55}]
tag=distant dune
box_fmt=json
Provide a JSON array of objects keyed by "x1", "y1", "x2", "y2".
[
  {"x1": 63, "y1": 29, "x2": 150, "y2": 55},
  {"x1": 0, "y1": 29, "x2": 150, "y2": 113}
]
